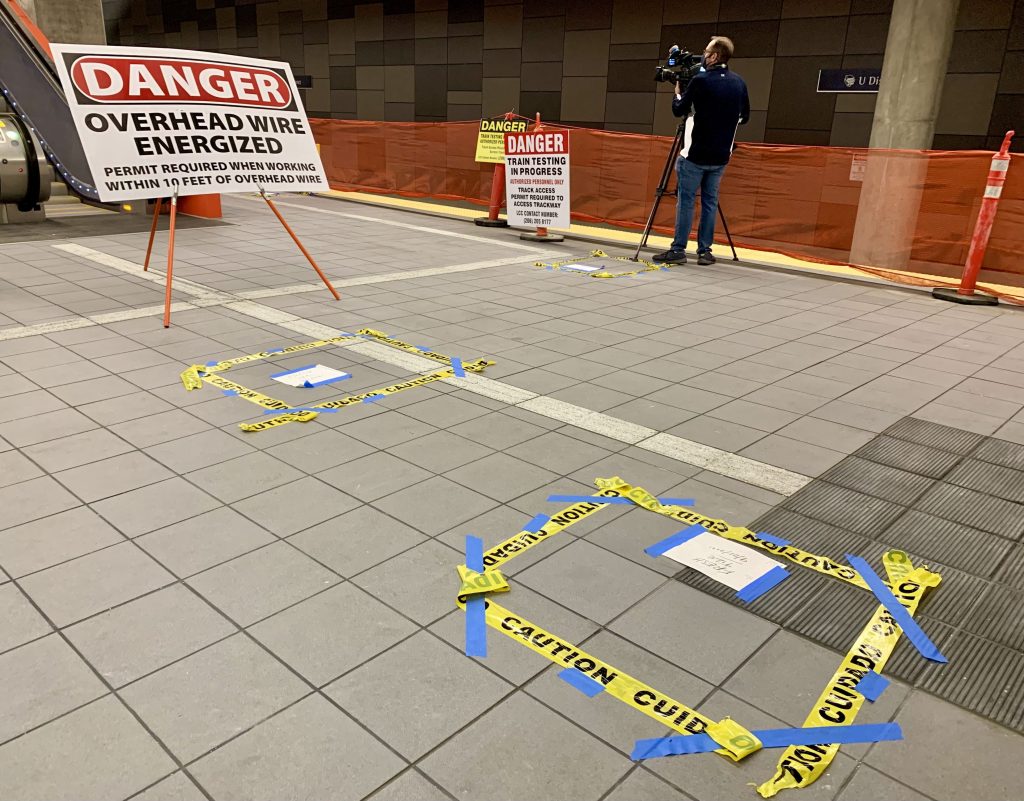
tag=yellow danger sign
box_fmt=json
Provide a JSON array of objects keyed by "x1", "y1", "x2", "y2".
[{"x1": 475, "y1": 117, "x2": 528, "y2": 163}]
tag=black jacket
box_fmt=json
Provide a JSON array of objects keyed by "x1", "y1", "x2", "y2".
[{"x1": 672, "y1": 65, "x2": 750, "y2": 166}]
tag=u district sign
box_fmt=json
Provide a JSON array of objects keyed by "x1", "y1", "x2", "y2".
[{"x1": 51, "y1": 44, "x2": 328, "y2": 202}]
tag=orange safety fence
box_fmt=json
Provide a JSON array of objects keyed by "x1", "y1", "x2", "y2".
[{"x1": 310, "y1": 118, "x2": 1024, "y2": 299}]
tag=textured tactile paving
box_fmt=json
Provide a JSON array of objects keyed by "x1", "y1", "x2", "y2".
[
  {"x1": 919, "y1": 631, "x2": 1024, "y2": 731},
  {"x1": 782, "y1": 482, "x2": 904, "y2": 537},
  {"x1": 854, "y1": 435, "x2": 963, "y2": 478},
  {"x1": 885, "y1": 618, "x2": 958, "y2": 685},
  {"x1": 946, "y1": 458, "x2": 1024, "y2": 505},
  {"x1": 914, "y1": 482, "x2": 1024, "y2": 540},
  {"x1": 972, "y1": 437, "x2": 1024, "y2": 471},
  {"x1": 965, "y1": 585, "x2": 1024, "y2": 651},
  {"x1": 881, "y1": 510, "x2": 1013, "y2": 578},
  {"x1": 819, "y1": 456, "x2": 933, "y2": 505},
  {"x1": 997, "y1": 545, "x2": 1024, "y2": 591},
  {"x1": 884, "y1": 417, "x2": 986, "y2": 455},
  {"x1": 752, "y1": 508, "x2": 871, "y2": 559},
  {"x1": 738, "y1": 415, "x2": 1024, "y2": 733}
]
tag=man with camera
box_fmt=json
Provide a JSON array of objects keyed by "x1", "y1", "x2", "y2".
[{"x1": 653, "y1": 36, "x2": 749, "y2": 266}]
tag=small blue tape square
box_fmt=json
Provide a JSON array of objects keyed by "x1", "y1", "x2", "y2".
[
  {"x1": 644, "y1": 524, "x2": 706, "y2": 558},
  {"x1": 855, "y1": 671, "x2": 890, "y2": 702},
  {"x1": 758, "y1": 531, "x2": 791, "y2": 547},
  {"x1": 523, "y1": 514, "x2": 549, "y2": 533},
  {"x1": 222, "y1": 389, "x2": 238, "y2": 396},
  {"x1": 735, "y1": 565, "x2": 789, "y2": 603},
  {"x1": 451, "y1": 357, "x2": 466, "y2": 378},
  {"x1": 559, "y1": 668, "x2": 606, "y2": 697},
  {"x1": 657, "y1": 497, "x2": 695, "y2": 507}
]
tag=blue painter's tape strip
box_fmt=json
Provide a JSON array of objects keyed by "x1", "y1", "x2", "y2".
[
  {"x1": 845, "y1": 554, "x2": 947, "y2": 663},
  {"x1": 631, "y1": 723, "x2": 903, "y2": 761},
  {"x1": 657, "y1": 497, "x2": 695, "y2": 507},
  {"x1": 736, "y1": 565, "x2": 790, "y2": 603},
  {"x1": 559, "y1": 668, "x2": 606, "y2": 697},
  {"x1": 303, "y1": 373, "x2": 351, "y2": 388},
  {"x1": 523, "y1": 514, "x2": 550, "y2": 534},
  {"x1": 263, "y1": 407, "x2": 336, "y2": 414},
  {"x1": 270, "y1": 364, "x2": 318, "y2": 379},
  {"x1": 222, "y1": 389, "x2": 238, "y2": 396},
  {"x1": 205, "y1": 361, "x2": 219, "y2": 367},
  {"x1": 644, "y1": 524, "x2": 706, "y2": 558},
  {"x1": 267, "y1": 348, "x2": 285, "y2": 354},
  {"x1": 362, "y1": 394, "x2": 385, "y2": 403},
  {"x1": 855, "y1": 670, "x2": 890, "y2": 702},
  {"x1": 757, "y1": 531, "x2": 791, "y2": 547},
  {"x1": 546, "y1": 494, "x2": 632, "y2": 505},
  {"x1": 465, "y1": 535, "x2": 486, "y2": 658},
  {"x1": 451, "y1": 357, "x2": 466, "y2": 378},
  {"x1": 415, "y1": 345, "x2": 432, "y2": 352}
]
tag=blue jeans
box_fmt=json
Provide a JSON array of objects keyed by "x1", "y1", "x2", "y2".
[{"x1": 671, "y1": 158, "x2": 726, "y2": 253}]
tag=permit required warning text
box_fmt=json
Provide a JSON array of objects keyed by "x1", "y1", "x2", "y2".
[{"x1": 50, "y1": 44, "x2": 329, "y2": 202}]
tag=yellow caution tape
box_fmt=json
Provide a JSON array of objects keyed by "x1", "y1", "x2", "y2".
[
  {"x1": 457, "y1": 565, "x2": 510, "y2": 597},
  {"x1": 465, "y1": 597, "x2": 761, "y2": 762},
  {"x1": 756, "y1": 560, "x2": 941, "y2": 797},
  {"x1": 200, "y1": 334, "x2": 358, "y2": 375},
  {"x1": 482, "y1": 491, "x2": 619, "y2": 570},
  {"x1": 355, "y1": 328, "x2": 454, "y2": 366},
  {"x1": 883, "y1": 550, "x2": 914, "y2": 584},
  {"x1": 242, "y1": 360, "x2": 493, "y2": 432},
  {"x1": 201, "y1": 373, "x2": 299, "y2": 413},
  {"x1": 534, "y1": 249, "x2": 671, "y2": 279},
  {"x1": 595, "y1": 477, "x2": 875, "y2": 591},
  {"x1": 185, "y1": 328, "x2": 460, "y2": 388},
  {"x1": 180, "y1": 365, "x2": 204, "y2": 390}
]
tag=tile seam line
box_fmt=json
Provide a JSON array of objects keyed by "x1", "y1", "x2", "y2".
[{"x1": 37, "y1": 244, "x2": 811, "y2": 496}]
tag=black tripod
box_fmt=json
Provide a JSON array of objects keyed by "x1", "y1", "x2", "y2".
[{"x1": 631, "y1": 122, "x2": 739, "y2": 262}]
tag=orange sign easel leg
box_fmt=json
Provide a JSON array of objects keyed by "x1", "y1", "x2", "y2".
[
  {"x1": 143, "y1": 197, "x2": 163, "y2": 272},
  {"x1": 259, "y1": 188, "x2": 341, "y2": 301},
  {"x1": 162, "y1": 191, "x2": 178, "y2": 328}
]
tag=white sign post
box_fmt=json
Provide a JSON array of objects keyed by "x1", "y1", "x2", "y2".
[
  {"x1": 503, "y1": 130, "x2": 570, "y2": 230},
  {"x1": 49, "y1": 44, "x2": 339, "y2": 327},
  {"x1": 50, "y1": 44, "x2": 328, "y2": 201}
]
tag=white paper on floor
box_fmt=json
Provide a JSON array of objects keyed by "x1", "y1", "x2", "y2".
[
  {"x1": 661, "y1": 531, "x2": 782, "y2": 591},
  {"x1": 271, "y1": 364, "x2": 351, "y2": 388},
  {"x1": 562, "y1": 263, "x2": 601, "y2": 272}
]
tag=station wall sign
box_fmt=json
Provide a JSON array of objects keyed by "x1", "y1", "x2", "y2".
[{"x1": 817, "y1": 68, "x2": 881, "y2": 93}]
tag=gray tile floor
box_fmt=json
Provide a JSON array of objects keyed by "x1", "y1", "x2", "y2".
[{"x1": 1, "y1": 195, "x2": 1024, "y2": 800}]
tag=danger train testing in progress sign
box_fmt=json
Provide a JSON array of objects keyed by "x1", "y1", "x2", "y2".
[
  {"x1": 50, "y1": 44, "x2": 329, "y2": 202},
  {"x1": 503, "y1": 130, "x2": 570, "y2": 230}
]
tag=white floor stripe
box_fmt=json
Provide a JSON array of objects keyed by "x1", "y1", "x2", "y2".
[
  {"x1": 227, "y1": 195, "x2": 546, "y2": 252},
  {"x1": 54, "y1": 242, "x2": 232, "y2": 302},
  {"x1": 234, "y1": 253, "x2": 559, "y2": 299},
  {"x1": 29, "y1": 241, "x2": 813, "y2": 495}
]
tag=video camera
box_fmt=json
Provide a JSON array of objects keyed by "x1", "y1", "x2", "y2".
[{"x1": 654, "y1": 45, "x2": 703, "y2": 88}]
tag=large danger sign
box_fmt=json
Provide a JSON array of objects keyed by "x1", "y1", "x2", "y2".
[
  {"x1": 50, "y1": 44, "x2": 328, "y2": 202},
  {"x1": 503, "y1": 130, "x2": 570, "y2": 230}
]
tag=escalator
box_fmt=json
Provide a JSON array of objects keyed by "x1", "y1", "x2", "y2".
[{"x1": 0, "y1": 0, "x2": 114, "y2": 209}]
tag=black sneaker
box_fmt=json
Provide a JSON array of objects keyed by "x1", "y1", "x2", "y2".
[
  {"x1": 697, "y1": 251, "x2": 716, "y2": 266},
  {"x1": 651, "y1": 249, "x2": 687, "y2": 264}
]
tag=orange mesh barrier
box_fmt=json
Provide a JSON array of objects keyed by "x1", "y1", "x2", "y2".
[{"x1": 310, "y1": 118, "x2": 1024, "y2": 295}]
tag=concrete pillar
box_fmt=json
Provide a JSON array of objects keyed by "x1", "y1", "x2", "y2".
[
  {"x1": 850, "y1": 0, "x2": 960, "y2": 270},
  {"x1": 19, "y1": 0, "x2": 106, "y2": 45}
]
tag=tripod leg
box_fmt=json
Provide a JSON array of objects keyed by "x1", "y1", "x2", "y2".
[
  {"x1": 718, "y1": 204, "x2": 739, "y2": 262},
  {"x1": 633, "y1": 126, "x2": 685, "y2": 261}
]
